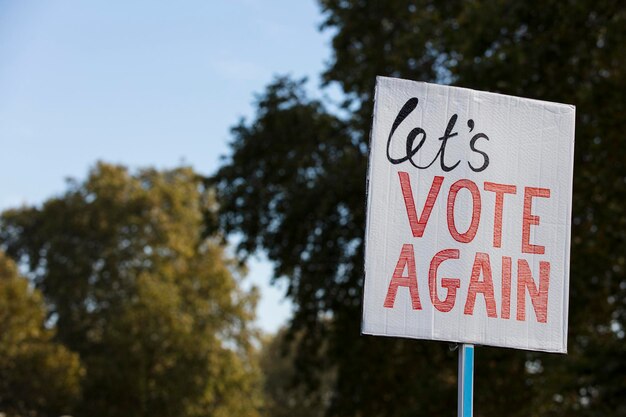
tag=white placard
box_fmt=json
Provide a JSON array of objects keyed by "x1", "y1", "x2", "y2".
[{"x1": 362, "y1": 77, "x2": 575, "y2": 353}]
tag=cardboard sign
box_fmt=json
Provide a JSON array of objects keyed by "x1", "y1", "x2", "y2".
[{"x1": 362, "y1": 77, "x2": 575, "y2": 353}]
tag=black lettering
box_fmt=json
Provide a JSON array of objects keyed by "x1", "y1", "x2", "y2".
[
  {"x1": 384, "y1": 99, "x2": 491, "y2": 173},
  {"x1": 469, "y1": 133, "x2": 490, "y2": 172},
  {"x1": 386, "y1": 97, "x2": 419, "y2": 164},
  {"x1": 435, "y1": 114, "x2": 461, "y2": 172}
]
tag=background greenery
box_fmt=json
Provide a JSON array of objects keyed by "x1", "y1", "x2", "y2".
[{"x1": 1, "y1": 164, "x2": 262, "y2": 417}]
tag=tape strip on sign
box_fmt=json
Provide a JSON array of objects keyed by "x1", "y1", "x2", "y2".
[{"x1": 362, "y1": 76, "x2": 575, "y2": 353}]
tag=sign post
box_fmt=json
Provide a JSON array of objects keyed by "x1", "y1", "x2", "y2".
[
  {"x1": 362, "y1": 76, "x2": 576, "y2": 414},
  {"x1": 458, "y1": 344, "x2": 474, "y2": 417}
]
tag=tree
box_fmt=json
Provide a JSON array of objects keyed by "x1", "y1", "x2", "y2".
[
  {"x1": 1, "y1": 163, "x2": 262, "y2": 417},
  {"x1": 0, "y1": 251, "x2": 83, "y2": 417},
  {"x1": 260, "y1": 327, "x2": 335, "y2": 417},
  {"x1": 213, "y1": 1, "x2": 626, "y2": 416}
]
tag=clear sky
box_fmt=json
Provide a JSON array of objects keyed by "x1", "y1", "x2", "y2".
[{"x1": 0, "y1": 0, "x2": 333, "y2": 333}]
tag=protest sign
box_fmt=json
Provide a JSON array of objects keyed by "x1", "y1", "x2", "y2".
[{"x1": 362, "y1": 76, "x2": 575, "y2": 353}]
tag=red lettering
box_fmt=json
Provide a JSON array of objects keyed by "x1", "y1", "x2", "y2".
[
  {"x1": 464, "y1": 252, "x2": 497, "y2": 318},
  {"x1": 501, "y1": 256, "x2": 512, "y2": 319},
  {"x1": 516, "y1": 260, "x2": 550, "y2": 323},
  {"x1": 484, "y1": 182, "x2": 517, "y2": 248},
  {"x1": 398, "y1": 172, "x2": 444, "y2": 238},
  {"x1": 384, "y1": 244, "x2": 422, "y2": 310},
  {"x1": 522, "y1": 187, "x2": 551, "y2": 254},
  {"x1": 447, "y1": 179, "x2": 481, "y2": 243},
  {"x1": 428, "y1": 249, "x2": 460, "y2": 312}
]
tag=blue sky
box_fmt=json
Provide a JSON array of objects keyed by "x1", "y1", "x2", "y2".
[{"x1": 0, "y1": 0, "x2": 334, "y2": 333}]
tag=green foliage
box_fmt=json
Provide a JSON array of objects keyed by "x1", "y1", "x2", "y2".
[
  {"x1": 0, "y1": 252, "x2": 83, "y2": 417},
  {"x1": 260, "y1": 328, "x2": 335, "y2": 417},
  {"x1": 1, "y1": 163, "x2": 262, "y2": 417},
  {"x1": 214, "y1": 1, "x2": 626, "y2": 416}
]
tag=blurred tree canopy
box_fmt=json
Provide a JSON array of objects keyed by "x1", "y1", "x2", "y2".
[
  {"x1": 213, "y1": 0, "x2": 626, "y2": 416},
  {"x1": 1, "y1": 163, "x2": 262, "y2": 417},
  {"x1": 0, "y1": 251, "x2": 83, "y2": 417},
  {"x1": 260, "y1": 327, "x2": 335, "y2": 417}
]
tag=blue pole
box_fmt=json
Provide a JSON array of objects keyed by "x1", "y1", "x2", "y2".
[{"x1": 458, "y1": 344, "x2": 474, "y2": 417}]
